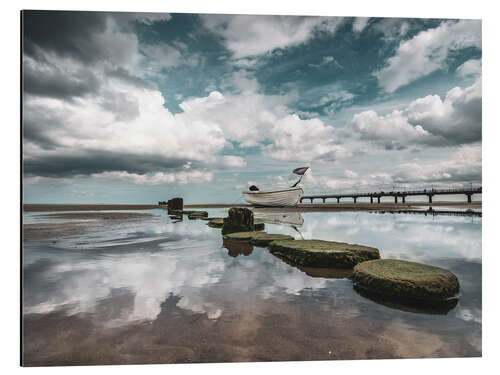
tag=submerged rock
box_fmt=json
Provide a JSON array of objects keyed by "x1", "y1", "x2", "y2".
[
  {"x1": 221, "y1": 207, "x2": 255, "y2": 235},
  {"x1": 353, "y1": 259, "x2": 460, "y2": 303},
  {"x1": 223, "y1": 231, "x2": 294, "y2": 247},
  {"x1": 267, "y1": 239, "x2": 380, "y2": 268}
]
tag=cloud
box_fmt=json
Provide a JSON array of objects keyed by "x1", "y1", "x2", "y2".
[
  {"x1": 371, "y1": 18, "x2": 410, "y2": 42},
  {"x1": 303, "y1": 144, "x2": 481, "y2": 192},
  {"x1": 344, "y1": 170, "x2": 358, "y2": 178},
  {"x1": 351, "y1": 77, "x2": 481, "y2": 148},
  {"x1": 23, "y1": 80, "x2": 227, "y2": 177},
  {"x1": 141, "y1": 42, "x2": 201, "y2": 72},
  {"x1": 219, "y1": 155, "x2": 247, "y2": 168},
  {"x1": 91, "y1": 170, "x2": 213, "y2": 185},
  {"x1": 352, "y1": 17, "x2": 370, "y2": 33},
  {"x1": 177, "y1": 86, "x2": 350, "y2": 162},
  {"x1": 307, "y1": 55, "x2": 344, "y2": 69},
  {"x1": 23, "y1": 54, "x2": 101, "y2": 100},
  {"x1": 351, "y1": 109, "x2": 436, "y2": 149},
  {"x1": 375, "y1": 20, "x2": 481, "y2": 92},
  {"x1": 201, "y1": 14, "x2": 344, "y2": 58},
  {"x1": 456, "y1": 58, "x2": 482, "y2": 78},
  {"x1": 263, "y1": 115, "x2": 351, "y2": 162},
  {"x1": 392, "y1": 144, "x2": 482, "y2": 184}
]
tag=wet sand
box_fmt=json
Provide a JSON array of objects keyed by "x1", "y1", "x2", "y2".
[
  {"x1": 23, "y1": 293, "x2": 478, "y2": 366},
  {"x1": 23, "y1": 212, "x2": 153, "y2": 242},
  {"x1": 24, "y1": 202, "x2": 481, "y2": 212},
  {"x1": 24, "y1": 204, "x2": 159, "y2": 212}
]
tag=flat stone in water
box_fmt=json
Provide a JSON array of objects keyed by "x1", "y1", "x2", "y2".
[
  {"x1": 353, "y1": 259, "x2": 460, "y2": 302},
  {"x1": 207, "y1": 218, "x2": 224, "y2": 228},
  {"x1": 268, "y1": 239, "x2": 380, "y2": 268},
  {"x1": 224, "y1": 231, "x2": 294, "y2": 247},
  {"x1": 187, "y1": 211, "x2": 209, "y2": 219}
]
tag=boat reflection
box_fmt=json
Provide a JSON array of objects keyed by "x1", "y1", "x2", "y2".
[
  {"x1": 222, "y1": 238, "x2": 254, "y2": 257},
  {"x1": 252, "y1": 210, "x2": 304, "y2": 227}
]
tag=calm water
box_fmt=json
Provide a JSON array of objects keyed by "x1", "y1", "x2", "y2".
[{"x1": 22, "y1": 208, "x2": 482, "y2": 365}]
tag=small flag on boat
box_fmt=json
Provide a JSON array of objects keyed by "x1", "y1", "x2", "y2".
[{"x1": 293, "y1": 167, "x2": 309, "y2": 175}]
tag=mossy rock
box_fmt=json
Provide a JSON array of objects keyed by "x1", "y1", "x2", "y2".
[
  {"x1": 207, "y1": 218, "x2": 224, "y2": 228},
  {"x1": 353, "y1": 259, "x2": 460, "y2": 303},
  {"x1": 182, "y1": 210, "x2": 199, "y2": 215},
  {"x1": 187, "y1": 211, "x2": 208, "y2": 219},
  {"x1": 268, "y1": 239, "x2": 380, "y2": 268},
  {"x1": 167, "y1": 197, "x2": 183, "y2": 211},
  {"x1": 271, "y1": 253, "x2": 353, "y2": 279},
  {"x1": 221, "y1": 207, "x2": 256, "y2": 235},
  {"x1": 224, "y1": 231, "x2": 294, "y2": 247}
]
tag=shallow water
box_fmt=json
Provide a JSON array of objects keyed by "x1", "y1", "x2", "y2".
[{"x1": 22, "y1": 208, "x2": 482, "y2": 365}]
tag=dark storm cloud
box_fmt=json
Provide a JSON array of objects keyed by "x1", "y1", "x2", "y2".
[
  {"x1": 23, "y1": 103, "x2": 66, "y2": 149},
  {"x1": 23, "y1": 151, "x2": 201, "y2": 178},
  {"x1": 22, "y1": 10, "x2": 156, "y2": 100},
  {"x1": 23, "y1": 10, "x2": 108, "y2": 64},
  {"x1": 23, "y1": 56, "x2": 100, "y2": 100}
]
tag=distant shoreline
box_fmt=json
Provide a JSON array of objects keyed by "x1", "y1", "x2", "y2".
[{"x1": 23, "y1": 201, "x2": 481, "y2": 212}]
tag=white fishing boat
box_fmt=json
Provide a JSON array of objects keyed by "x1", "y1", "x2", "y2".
[{"x1": 243, "y1": 167, "x2": 309, "y2": 207}]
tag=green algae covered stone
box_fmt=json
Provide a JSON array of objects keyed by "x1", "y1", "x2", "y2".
[
  {"x1": 222, "y1": 207, "x2": 254, "y2": 235},
  {"x1": 268, "y1": 239, "x2": 380, "y2": 268},
  {"x1": 207, "y1": 218, "x2": 224, "y2": 228},
  {"x1": 167, "y1": 197, "x2": 183, "y2": 212},
  {"x1": 224, "y1": 231, "x2": 294, "y2": 247},
  {"x1": 353, "y1": 259, "x2": 460, "y2": 302},
  {"x1": 187, "y1": 211, "x2": 208, "y2": 219}
]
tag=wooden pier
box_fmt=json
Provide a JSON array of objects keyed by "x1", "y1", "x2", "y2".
[{"x1": 301, "y1": 187, "x2": 482, "y2": 204}]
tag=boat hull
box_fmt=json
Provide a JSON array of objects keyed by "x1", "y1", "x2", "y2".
[{"x1": 243, "y1": 187, "x2": 303, "y2": 207}]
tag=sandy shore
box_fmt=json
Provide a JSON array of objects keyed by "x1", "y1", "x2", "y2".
[
  {"x1": 23, "y1": 211, "x2": 153, "y2": 242},
  {"x1": 24, "y1": 202, "x2": 481, "y2": 212},
  {"x1": 24, "y1": 204, "x2": 159, "y2": 212}
]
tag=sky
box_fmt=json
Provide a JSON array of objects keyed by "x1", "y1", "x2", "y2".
[{"x1": 22, "y1": 11, "x2": 482, "y2": 204}]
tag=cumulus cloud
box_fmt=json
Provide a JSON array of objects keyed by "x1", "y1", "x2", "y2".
[
  {"x1": 264, "y1": 115, "x2": 350, "y2": 162},
  {"x1": 351, "y1": 109, "x2": 437, "y2": 149},
  {"x1": 392, "y1": 144, "x2": 482, "y2": 185},
  {"x1": 456, "y1": 58, "x2": 482, "y2": 78},
  {"x1": 201, "y1": 14, "x2": 344, "y2": 58},
  {"x1": 376, "y1": 19, "x2": 481, "y2": 92},
  {"x1": 351, "y1": 77, "x2": 481, "y2": 148},
  {"x1": 23, "y1": 77, "x2": 228, "y2": 178}
]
